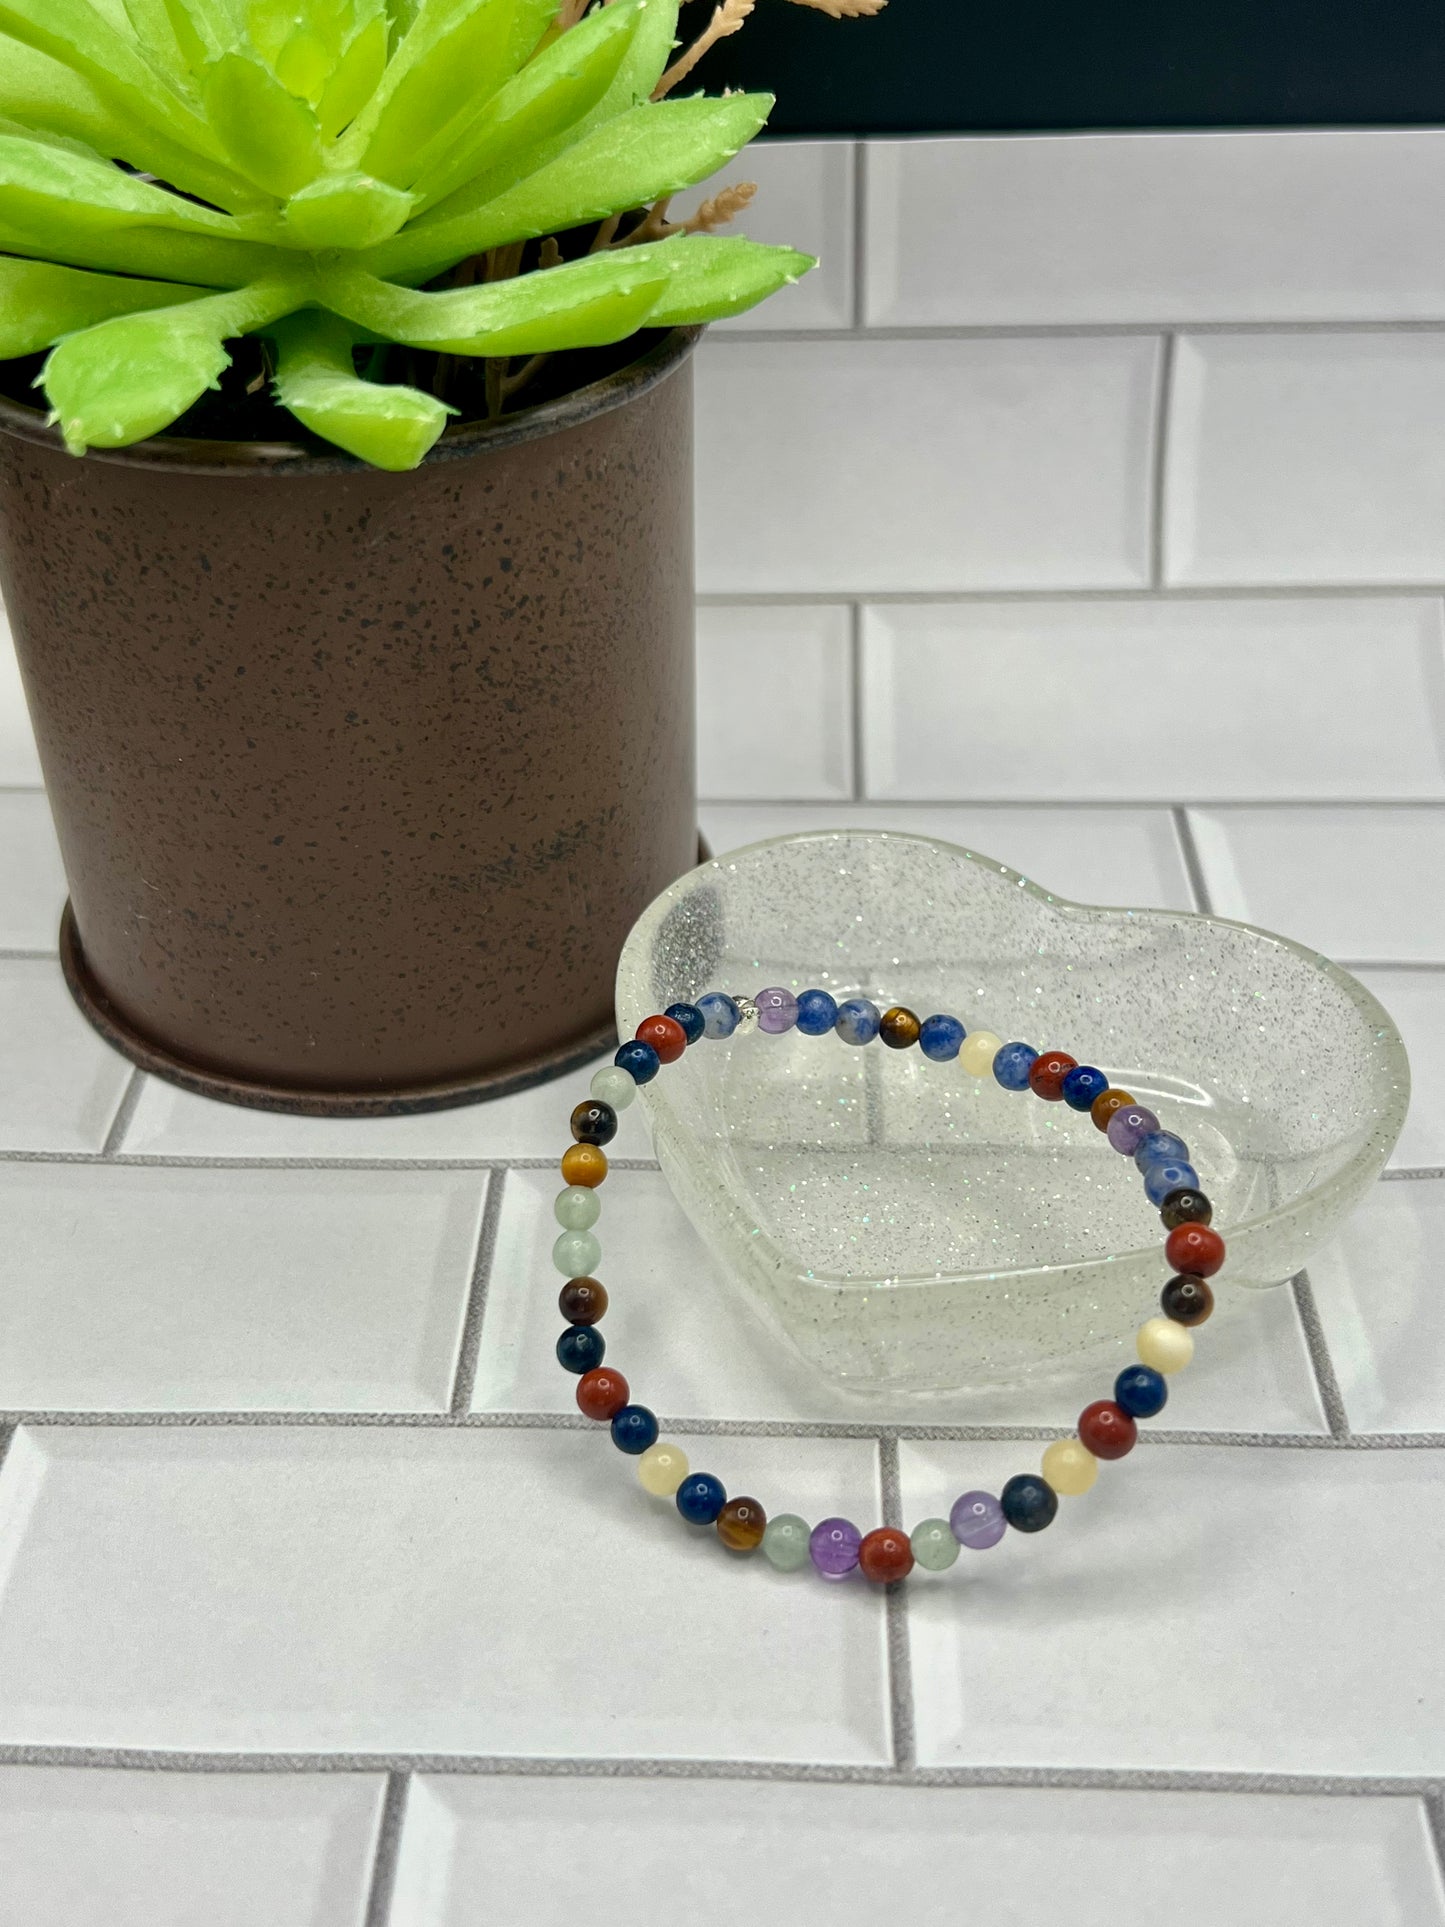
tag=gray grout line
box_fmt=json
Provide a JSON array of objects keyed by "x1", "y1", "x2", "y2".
[
  {"x1": 1422, "y1": 1791, "x2": 1445, "y2": 1901},
  {"x1": 0, "y1": 1743, "x2": 1440, "y2": 1799},
  {"x1": 448, "y1": 1168, "x2": 508, "y2": 1417},
  {"x1": 0, "y1": 1150, "x2": 665, "y2": 1174},
  {"x1": 363, "y1": 1770, "x2": 410, "y2": 1927},
  {"x1": 3, "y1": 1407, "x2": 1441, "y2": 1448},
  {"x1": 1381, "y1": 1167, "x2": 1445, "y2": 1182},
  {"x1": 1148, "y1": 333, "x2": 1176, "y2": 589},
  {"x1": 0, "y1": 947, "x2": 55, "y2": 961},
  {"x1": 696, "y1": 584, "x2": 1445, "y2": 607},
  {"x1": 1290, "y1": 1271, "x2": 1352, "y2": 1440},
  {"x1": 848, "y1": 600, "x2": 866, "y2": 801},
  {"x1": 701, "y1": 796, "x2": 1445, "y2": 816},
  {"x1": 1172, "y1": 808, "x2": 1215, "y2": 914},
  {"x1": 877, "y1": 1436, "x2": 917, "y2": 1772},
  {"x1": 849, "y1": 140, "x2": 867, "y2": 331},
  {"x1": 99, "y1": 1069, "x2": 146, "y2": 1159},
  {"x1": 706, "y1": 319, "x2": 1445, "y2": 343}
]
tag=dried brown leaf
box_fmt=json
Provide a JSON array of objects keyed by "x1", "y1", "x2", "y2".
[
  {"x1": 653, "y1": 0, "x2": 756, "y2": 98},
  {"x1": 683, "y1": 178, "x2": 757, "y2": 233}
]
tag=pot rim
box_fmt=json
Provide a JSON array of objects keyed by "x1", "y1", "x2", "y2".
[{"x1": 0, "y1": 323, "x2": 702, "y2": 478}]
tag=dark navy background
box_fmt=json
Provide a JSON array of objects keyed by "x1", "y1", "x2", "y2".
[{"x1": 698, "y1": 0, "x2": 1444, "y2": 135}]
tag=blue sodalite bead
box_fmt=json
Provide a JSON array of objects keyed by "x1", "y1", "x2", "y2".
[
  {"x1": 610, "y1": 1404, "x2": 659, "y2": 1454},
  {"x1": 1133, "y1": 1130, "x2": 1191, "y2": 1173},
  {"x1": 1061, "y1": 1064, "x2": 1109, "y2": 1111},
  {"x1": 918, "y1": 1013, "x2": 965, "y2": 1061},
  {"x1": 696, "y1": 992, "x2": 740, "y2": 1040},
  {"x1": 556, "y1": 1325, "x2": 605, "y2": 1374},
  {"x1": 614, "y1": 1039, "x2": 661, "y2": 1083},
  {"x1": 676, "y1": 1472, "x2": 727, "y2": 1524},
  {"x1": 835, "y1": 997, "x2": 881, "y2": 1046},
  {"x1": 1144, "y1": 1159, "x2": 1200, "y2": 1207},
  {"x1": 664, "y1": 1002, "x2": 706, "y2": 1046},
  {"x1": 992, "y1": 1041, "x2": 1039, "y2": 1092},
  {"x1": 1000, "y1": 1473, "x2": 1058, "y2": 1533},
  {"x1": 795, "y1": 988, "x2": 839, "y2": 1035},
  {"x1": 1115, "y1": 1364, "x2": 1169, "y2": 1419}
]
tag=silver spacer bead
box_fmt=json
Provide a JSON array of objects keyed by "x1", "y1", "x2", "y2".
[{"x1": 732, "y1": 994, "x2": 759, "y2": 1033}]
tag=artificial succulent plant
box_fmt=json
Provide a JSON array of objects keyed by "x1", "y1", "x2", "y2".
[{"x1": 0, "y1": 0, "x2": 881, "y2": 467}]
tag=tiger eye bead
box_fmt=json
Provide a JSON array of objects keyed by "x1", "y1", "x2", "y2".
[
  {"x1": 561, "y1": 1144, "x2": 608, "y2": 1189},
  {"x1": 1161, "y1": 1273, "x2": 1215, "y2": 1326},
  {"x1": 558, "y1": 1277, "x2": 607, "y2": 1325},
  {"x1": 1160, "y1": 1187, "x2": 1212, "y2": 1230},
  {"x1": 717, "y1": 1496, "x2": 768, "y2": 1552},
  {"x1": 570, "y1": 1099, "x2": 618, "y2": 1147},
  {"x1": 1091, "y1": 1087, "x2": 1136, "y2": 1132},
  {"x1": 858, "y1": 1527, "x2": 915, "y2": 1584},
  {"x1": 879, "y1": 1006, "x2": 922, "y2": 1050},
  {"x1": 1028, "y1": 1050, "x2": 1078, "y2": 1101}
]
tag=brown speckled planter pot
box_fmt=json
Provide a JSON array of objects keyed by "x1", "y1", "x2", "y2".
[{"x1": 0, "y1": 328, "x2": 702, "y2": 1114}]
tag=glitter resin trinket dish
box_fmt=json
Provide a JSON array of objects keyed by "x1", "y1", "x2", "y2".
[{"x1": 615, "y1": 830, "x2": 1409, "y2": 1394}]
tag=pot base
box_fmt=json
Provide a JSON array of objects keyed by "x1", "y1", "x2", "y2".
[{"x1": 60, "y1": 900, "x2": 615, "y2": 1118}]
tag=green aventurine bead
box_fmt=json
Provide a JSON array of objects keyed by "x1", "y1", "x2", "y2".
[
  {"x1": 762, "y1": 1513, "x2": 812, "y2": 1572},
  {"x1": 554, "y1": 1185, "x2": 601, "y2": 1232},
  {"x1": 910, "y1": 1518, "x2": 960, "y2": 1572},
  {"x1": 552, "y1": 1229, "x2": 601, "y2": 1277}
]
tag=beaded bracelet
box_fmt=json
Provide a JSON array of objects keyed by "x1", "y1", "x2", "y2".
[{"x1": 551, "y1": 989, "x2": 1224, "y2": 1585}]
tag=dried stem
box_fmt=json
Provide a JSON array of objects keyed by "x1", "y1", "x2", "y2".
[
  {"x1": 653, "y1": 0, "x2": 755, "y2": 99},
  {"x1": 785, "y1": 0, "x2": 887, "y2": 15},
  {"x1": 588, "y1": 211, "x2": 623, "y2": 252},
  {"x1": 613, "y1": 180, "x2": 756, "y2": 248}
]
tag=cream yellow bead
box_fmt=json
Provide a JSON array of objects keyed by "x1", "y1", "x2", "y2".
[
  {"x1": 959, "y1": 1029, "x2": 1003, "y2": 1077},
  {"x1": 1137, "y1": 1315, "x2": 1195, "y2": 1374},
  {"x1": 637, "y1": 1441, "x2": 689, "y2": 1497},
  {"x1": 1042, "y1": 1437, "x2": 1099, "y2": 1496}
]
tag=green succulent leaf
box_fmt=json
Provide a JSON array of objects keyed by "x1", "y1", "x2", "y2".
[
  {"x1": 341, "y1": 0, "x2": 533, "y2": 182},
  {"x1": 370, "y1": 90, "x2": 773, "y2": 283},
  {"x1": 629, "y1": 232, "x2": 814, "y2": 324},
  {"x1": 352, "y1": 0, "x2": 558, "y2": 189},
  {"x1": 270, "y1": 309, "x2": 454, "y2": 468},
  {"x1": 0, "y1": 130, "x2": 280, "y2": 281},
  {"x1": 315, "y1": 11, "x2": 388, "y2": 137},
  {"x1": 0, "y1": 252, "x2": 207, "y2": 356},
  {"x1": 201, "y1": 51, "x2": 324, "y2": 195},
  {"x1": 121, "y1": 0, "x2": 194, "y2": 89},
  {"x1": 319, "y1": 253, "x2": 669, "y2": 356},
  {"x1": 41, "y1": 271, "x2": 306, "y2": 450},
  {"x1": 0, "y1": 0, "x2": 230, "y2": 165},
  {"x1": 278, "y1": 171, "x2": 413, "y2": 248},
  {"x1": 407, "y1": 0, "x2": 643, "y2": 214},
  {"x1": 160, "y1": 0, "x2": 235, "y2": 66},
  {"x1": 0, "y1": 17, "x2": 261, "y2": 208}
]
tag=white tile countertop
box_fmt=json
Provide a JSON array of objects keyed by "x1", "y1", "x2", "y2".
[{"x1": 2, "y1": 130, "x2": 1445, "y2": 1926}]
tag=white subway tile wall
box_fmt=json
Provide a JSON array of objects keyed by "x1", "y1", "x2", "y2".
[
  {"x1": 1, "y1": 132, "x2": 1444, "y2": 1925},
  {"x1": 694, "y1": 334, "x2": 1159, "y2": 595},
  {"x1": 865, "y1": 130, "x2": 1445, "y2": 326}
]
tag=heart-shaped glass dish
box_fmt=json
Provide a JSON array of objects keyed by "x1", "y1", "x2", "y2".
[{"x1": 616, "y1": 829, "x2": 1410, "y2": 1394}]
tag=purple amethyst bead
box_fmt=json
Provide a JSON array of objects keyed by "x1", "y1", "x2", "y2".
[
  {"x1": 809, "y1": 1516, "x2": 862, "y2": 1578},
  {"x1": 756, "y1": 986, "x2": 800, "y2": 1034},
  {"x1": 950, "y1": 1490, "x2": 1006, "y2": 1550},
  {"x1": 1106, "y1": 1104, "x2": 1161, "y2": 1156}
]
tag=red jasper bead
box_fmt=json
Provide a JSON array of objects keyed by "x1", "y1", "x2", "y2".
[
  {"x1": 576, "y1": 1367, "x2": 629, "y2": 1422},
  {"x1": 1165, "y1": 1222, "x2": 1226, "y2": 1278},
  {"x1": 858, "y1": 1526, "x2": 915, "y2": 1584},
  {"x1": 636, "y1": 1014, "x2": 688, "y2": 1064},
  {"x1": 1027, "y1": 1050, "x2": 1078, "y2": 1101},
  {"x1": 1078, "y1": 1399, "x2": 1138, "y2": 1460}
]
